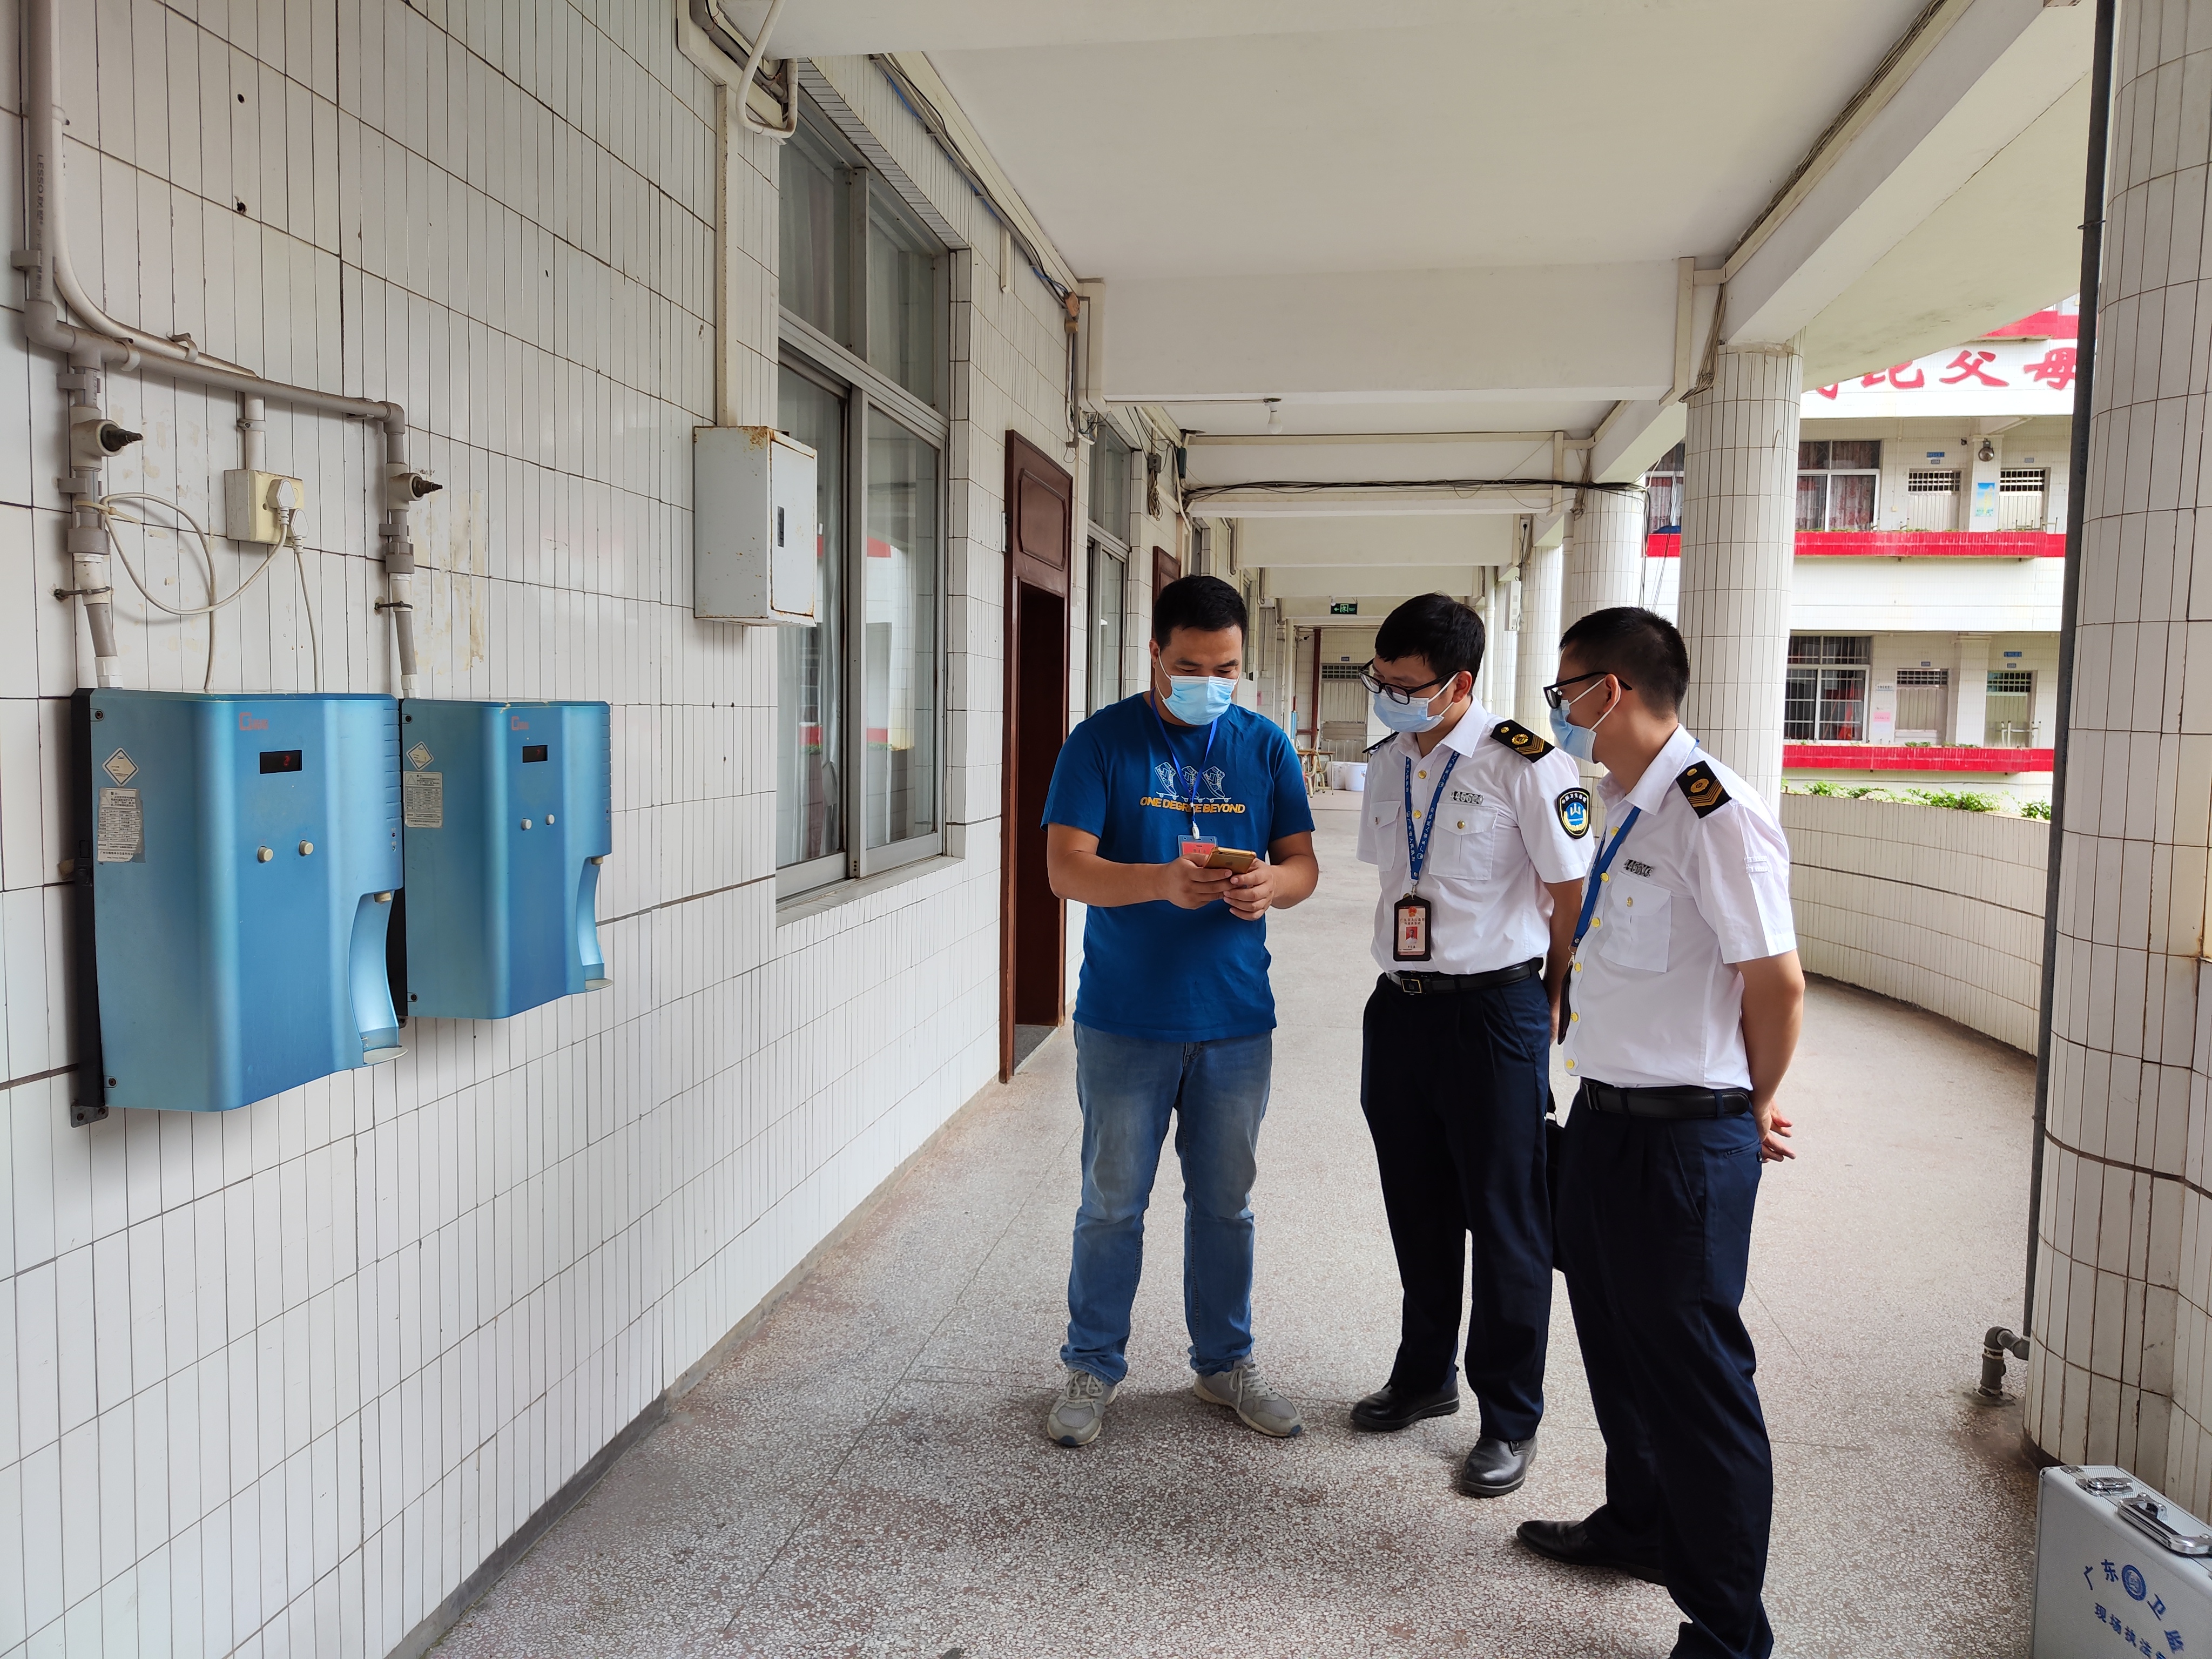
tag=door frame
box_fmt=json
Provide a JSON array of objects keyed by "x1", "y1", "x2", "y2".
[{"x1": 1001, "y1": 430, "x2": 1074, "y2": 1081}]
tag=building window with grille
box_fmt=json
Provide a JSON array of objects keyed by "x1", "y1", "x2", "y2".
[
  {"x1": 1893, "y1": 668, "x2": 1948, "y2": 742},
  {"x1": 1645, "y1": 441, "x2": 1683, "y2": 534},
  {"x1": 1904, "y1": 469, "x2": 1961, "y2": 532},
  {"x1": 1998, "y1": 468, "x2": 2048, "y2": 531},
  {"x1": 1784, "y1": 635, "x2": 1872, "y2": 741},
  {"x1": 1318, "y1": 662, "x2": 1370, "y2": 759},
  {"x1": 1796, "y1": 440, "x2": 1879, "y2": 531},
  {"x1": 1986, "y1": 669, "x2": 2038, "y2": 746},
  {"x1": 774, "y1": 106, "x2": 949, "y2": 897}
]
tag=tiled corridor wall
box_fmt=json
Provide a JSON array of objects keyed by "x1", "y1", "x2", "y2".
[
  {"x1": 2024, "y1": 0, "x2": 2212, "y2": 1508},
  {"x1": 0, "y1": 6, "x2": 1080, "y2": 1655},
  {"x1": 1781, "y1": 794, "x2": 2047, "y2": 1053},
  {"x1": 1679, "y1": 342, "x2": 1802, "y2": 804}
]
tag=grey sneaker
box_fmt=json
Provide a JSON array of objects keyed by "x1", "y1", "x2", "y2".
[
  {"x1": 1047, "y1": 1367, "x2": 1115, "y2": 1447},
  {"x1": 1193, "y1": 1361, "x2": 1304, "y2": 1438}
]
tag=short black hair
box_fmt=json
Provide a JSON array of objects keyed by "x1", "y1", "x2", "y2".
[
  {"x1": 1374, "y1": 593, "x2": 1485, "y2": 683},
  {"x1": 1557, "y1": 606, "x2": 1690, "y2": 714},
  {"x1": 1152, "y1": 574, "x2": 1246, "y2": 645}
]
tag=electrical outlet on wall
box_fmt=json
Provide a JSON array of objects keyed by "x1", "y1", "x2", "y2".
[{"x1": 224, "y1": 469, "x2": 307, "y2": 544}]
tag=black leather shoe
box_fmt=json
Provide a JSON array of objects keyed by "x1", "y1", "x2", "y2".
[
  {"x1": 1459, "y1": 1433, "x2": 1537, "y2": 1496},
  {"x1": 1349, "y1": 1380, "x2": 1461, "y2": 1432},
  {"x1": 1515, "y1": 1518, "x2": 1666, "y2": 1584}
]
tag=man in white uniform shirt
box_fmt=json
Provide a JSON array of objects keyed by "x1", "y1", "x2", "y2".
[
  {"x1": 1351, "y1": 594, "x2": 1594, "y2": 1499},
  {"x1": 1516, "y1": 606, "x2": 1804, "y2": 1659}
]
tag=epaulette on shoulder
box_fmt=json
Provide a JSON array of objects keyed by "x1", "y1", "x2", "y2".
[
  {"x1": 1676, "y1": 760, "x2": 1730, "y2": 817},
  {"x1": 1489, "y1": 719, "x2": 1552, "y2": 761},
  {"x1": 1363, "y1": 734, "x2": 1393, "y2": 757}
]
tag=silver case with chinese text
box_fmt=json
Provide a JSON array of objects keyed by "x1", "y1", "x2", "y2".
[{"x1": 2035, "y1": 1465, "x2": 2212, "y2": 1657}]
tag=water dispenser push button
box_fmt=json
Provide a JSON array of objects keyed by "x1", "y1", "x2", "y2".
[{"x1": 395, "y1": 699, "x2": 613, "y2": 1020}]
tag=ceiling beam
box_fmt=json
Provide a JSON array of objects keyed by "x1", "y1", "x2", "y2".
[
  {"x1": 1097, "y1": 264, "x2": 1676, "y2": 405},
  {"x1": 1237, "y1": 514, "x2": 1519, "y2": 568}
]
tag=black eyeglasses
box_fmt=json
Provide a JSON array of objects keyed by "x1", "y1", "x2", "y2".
[
  {"x1": 1540, "y1": 670, "x2": 1633, "y2": 710},
  {"x1": 1358, "y1": 660, "x2": 1454, "y2": 705}
]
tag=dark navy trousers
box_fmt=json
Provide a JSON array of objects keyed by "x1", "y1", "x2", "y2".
[
  {"x1": 1359, "y1": 974, "x2": 1553, "y2": 1442},
  {"x1": 1557, "y1": 1087, "x2": 1774, "y2": 1659}
]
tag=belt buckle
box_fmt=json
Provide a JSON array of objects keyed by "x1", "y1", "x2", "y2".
[{"x1": 1400, "y1": 974, "x2": 1423, "y2": 996}]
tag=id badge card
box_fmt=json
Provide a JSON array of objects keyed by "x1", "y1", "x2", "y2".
[
  {"x1": 1178, "y1": 835, "x2": 1218, "y2": 862},
  {"x1": 1393, "y1": 893, "x2": 1433, "y2": 962}
]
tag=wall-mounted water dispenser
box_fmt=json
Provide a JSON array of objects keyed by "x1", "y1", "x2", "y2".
[
  {"x1": 393, "y1": 700, "x2": 612, "y2": 1020},
  {"x1": 71, "y1": 690, "x2": 405, "y2": 1117}
]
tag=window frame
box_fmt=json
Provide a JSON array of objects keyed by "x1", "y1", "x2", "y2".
[
  {"x1": 1795, "y1": 440, "x2": 1880, "y2": 532},
  {"x1": 1087, "y1": 534, "x2": 1128, "y2": 715},
  {"x1": 773, "y1": 111, "x2": 952, "y2": 902}
]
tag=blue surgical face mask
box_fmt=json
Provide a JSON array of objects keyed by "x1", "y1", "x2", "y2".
[
  {"x1": 1161, "y1": 673, "x2": 1236, "y2": 725},
  {"x1": 1548, "y1": 679, "x2": 1615, "y2": 762},
  {"x1": 1373, "y1": 686, "x2": 1446, "y2": 733}
]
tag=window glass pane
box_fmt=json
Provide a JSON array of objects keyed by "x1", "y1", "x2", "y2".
[
  {"x1": 864, "y1": 409, "x2": 940, "y2": 847},
  {"x1": 1827, "y1": 472, "x2": 1875, "y2": 530},
  {"x1": 775, "y1": 369, "x2": 846, "y2": 869},
  {"x1": 1796, "y1": 473, "x2": 1827, "y2": 531},
  {"x1": 1784, "y1": 665, "x2": 1817, "y2": 739},
  {"x1": 867, "y1": 201, "x2": 940, "y2": 405},
  {"x1": 1090, "y1": 427, "x2": 1130, "y2": 533},
  {"x1": 1986, "y1": 669, "x2": 2035, "y2": 746},
  {"x1": 1798, "y1": 439, "x2": 1830, "y2": 469},
  {"x1": 1829, "y1": 439, "x2": 1880, "y2": 469},
  {"x1": 1817, "y1": 667, "x2": 1866, "y2": 740},
  {"x1": 1655, "y1": 441, "x2": 1685, "y2": 470},
  {"x1": 1090, "y1": 542, "x2": 1125, "y2": 713},
  {"x1": 779, "y1": 130, "x2": 849, "y2": 341}
]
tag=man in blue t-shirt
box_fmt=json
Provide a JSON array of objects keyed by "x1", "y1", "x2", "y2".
[{"x1": 1038, "y1": 574, "x2": 1319, "y2": 1448}]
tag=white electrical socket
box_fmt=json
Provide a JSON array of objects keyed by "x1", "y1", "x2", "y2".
[{"x1": 224, "y1": 469, "x2": 307, "y2": 544}]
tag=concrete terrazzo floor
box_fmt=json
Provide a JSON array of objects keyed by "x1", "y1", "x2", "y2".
[{"x1": 439, "y1": 793, "x2": 2041, "y2": 1658}]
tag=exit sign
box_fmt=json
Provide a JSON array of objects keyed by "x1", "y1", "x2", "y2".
[{"x1": 1329, "y1": 601, "x2": 1358, "y2": 615}]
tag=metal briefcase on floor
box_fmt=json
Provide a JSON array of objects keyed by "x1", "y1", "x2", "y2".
[{"x1": 2035, "y1": 1465, "x2": 2212, "y2": 1656}]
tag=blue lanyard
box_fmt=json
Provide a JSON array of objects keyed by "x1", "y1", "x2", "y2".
[
  {"x1": 1573, "y1": 806, "x2": 1642, "y2": 948},
  {"x1": 1402, "y1": 750, "x2": 1461, "y2": 890},
  {"x1": 1149, "y1": 696, "x2": 1220, "y2": 836}
]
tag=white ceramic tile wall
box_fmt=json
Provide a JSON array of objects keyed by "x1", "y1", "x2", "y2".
[
  {"x1": 1678, "y1": 342, "x2": 1804, "y2": 804},
  {"x1": 0, "y1": 8, "x2": 1083, "y2": 1655},
  {"x1": 1780, "y1": 793, "x2": 2048, "y2": 1053},
  {"x1": 1513, "y1": 535, "x2": 1561, "y2": 724},
  {"x1": 1561, "y1": 487, "x2": 1643, "y2": 636},
  {"x1": 2024, "y1": 0, "x2": 2212, "y2": 1507}
]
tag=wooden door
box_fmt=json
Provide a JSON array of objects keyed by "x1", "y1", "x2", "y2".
[
  {"x1": 1001, "y1": 431, "x2": 1073, "y2": 1080},
  {"x1": 1153, "y1": 543, "x2": 1180, "y2": 601}
]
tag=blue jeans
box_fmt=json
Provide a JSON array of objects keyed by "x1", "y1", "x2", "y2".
[{"x1": 1061, "y1": 1023, "x2": 1273, "y2": 1385}]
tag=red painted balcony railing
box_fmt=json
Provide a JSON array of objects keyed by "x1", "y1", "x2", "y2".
[
  {"x1": 1645, "y1": 530, "x2": 2064, "y2": 558},
  {"x1": 1783, "y1": 743, "x2": 2054, "y2": 773}
]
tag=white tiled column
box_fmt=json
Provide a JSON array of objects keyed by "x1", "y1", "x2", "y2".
[
  {"x1": 1678, "y1": 343, "x2": 1802, "y2": 802},
  {"x1": 1489, "y1": 575, "x2": 1520, "y2": 723},
  {"x1": 1563, "y1": 485, "x2": 1648, "y2": 632},
  {"x1": 2024, "y1": 1, "x2": 2212, "y2": 1502},
  {"x1": 1516, "y1": 534, "x2": 1564, "y2": 724}
]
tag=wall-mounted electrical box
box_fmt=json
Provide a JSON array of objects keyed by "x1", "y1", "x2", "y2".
[
  {"x1": 693, "y1": 426, "x2": 817, "y2": 624},
  {"x1": 393, "y1": 699, "x2": 612, "y2": 1021},
  {"x1": 70, "y1": 690, "x2": 404, "y2": 1118},
  {"x1": 224, "y1": 469, "x2": 307, "y2": 544}
]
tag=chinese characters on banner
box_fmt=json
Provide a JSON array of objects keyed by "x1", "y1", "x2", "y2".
[{"x1": 1805, "y1": 338, "x2": 2078, "y2": 414}]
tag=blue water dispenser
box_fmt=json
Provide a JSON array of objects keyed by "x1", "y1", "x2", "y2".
[
  {"x1": 70, "y1": 689, "x2": 404, "y2": 1117},
  {"x1": 394, "y1": 700, "x2": 612, "y2": 1020}
]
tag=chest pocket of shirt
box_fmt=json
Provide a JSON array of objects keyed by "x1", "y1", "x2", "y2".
[
  {"x1": 1597, "y1": 872, "x2": 1671, "y2": 972},
  {"x1": 1368, "y1": 797, "x2": 1402, "y2": 857},
  {"x1": 1425, "y1": 806, "x2": 1499, "y2": 882}
]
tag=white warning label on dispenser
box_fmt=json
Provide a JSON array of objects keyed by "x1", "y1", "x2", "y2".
[
  {"x1": 97, "y1": 787, "x2": 144, "y2": 862},
  {"x1": 403, "y1": 770, "x2": 444, "y2": 829}
]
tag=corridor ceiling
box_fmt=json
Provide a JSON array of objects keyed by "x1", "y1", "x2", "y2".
[{"x1": 744, "y1": 0, "x2": 2095, "y2": 617}]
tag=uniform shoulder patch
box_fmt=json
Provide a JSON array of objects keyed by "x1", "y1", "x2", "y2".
[
  {"x1": 1555, "y1": 787, "x2": 1592, "y2": 839},
  {"x1": 1676, "y1": 761, "x2": 1730, "y2": 817},
  {"x1": 1490, "y1": 719, "x2": 1552, "y2": 760},
  {"x1": 1362, "y1": 734, "x2": 1394, "y2": 757}
]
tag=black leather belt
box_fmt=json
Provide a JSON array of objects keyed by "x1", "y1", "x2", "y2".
[
  {"x1": 1576, "y1": 1079, "x2": 1752, "y2": 1120},
  {"x1": 1381, "y1": 959, "x2": 1542, "y2": 996}
]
